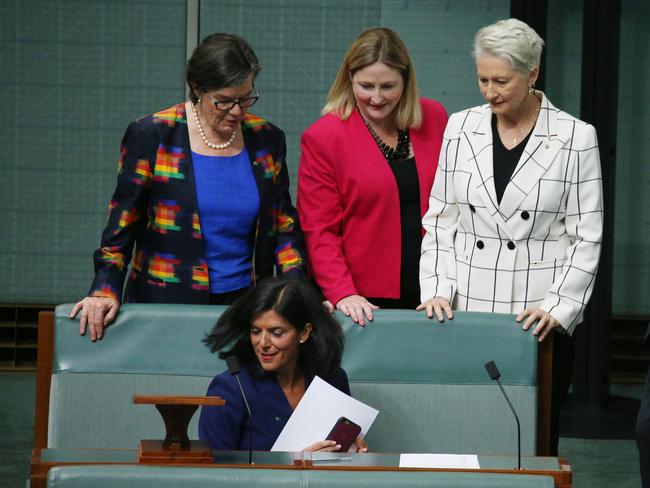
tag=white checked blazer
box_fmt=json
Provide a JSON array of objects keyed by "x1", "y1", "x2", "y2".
[{"x1": 420, "y1": 94, "x2": 603, "y2": 334}]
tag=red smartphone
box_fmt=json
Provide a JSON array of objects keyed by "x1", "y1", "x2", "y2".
[{"x1": 325, "y1": 416, "x2": 361, "y2": 452}]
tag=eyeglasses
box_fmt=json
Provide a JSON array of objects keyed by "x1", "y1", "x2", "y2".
[{"x1": 206, "y1": 88, "x2": 260, "y2": 112}]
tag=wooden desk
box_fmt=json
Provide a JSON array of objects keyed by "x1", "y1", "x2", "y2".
[{"x1": 31, "y1": 448, "x2": 572, "y2": 488}]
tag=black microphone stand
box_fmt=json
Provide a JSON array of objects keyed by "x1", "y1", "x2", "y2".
[
  {"x1": 234, "y1": 375, "x2": 254, "y2": 465},
  {"x1": 485, "y1": 361, "x2": 521, "y2": 470},
  {"x1": 227, "y1": 356, "x2": 254, "y2": 465}
]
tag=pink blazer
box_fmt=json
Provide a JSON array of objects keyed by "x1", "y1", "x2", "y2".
[{"x1": 297, "y1": 98, "x2": 447, "y2": 305}]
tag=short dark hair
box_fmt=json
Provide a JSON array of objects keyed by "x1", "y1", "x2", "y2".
[
  {"x1": 204, "y1": 277, "x2": 344, "y2": 379},
  {"x1": 186, "y1": 32, "x2": 261, "y2": 103}
]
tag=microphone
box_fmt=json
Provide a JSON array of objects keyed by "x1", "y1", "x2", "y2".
[
  {"x1": 226, "y1": 356, "x2": 254, "y2": 465},
  {"x1": 484, "y1": 360, "x2": 521, "y2": 470}
]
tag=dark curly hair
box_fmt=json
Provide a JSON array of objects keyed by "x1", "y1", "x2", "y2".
[
  {"x1": 186, "y1": 32, "x2": 261, "y2": 103},
  {"x1": 204, "y1": 277, "x2": 344, "y2": 379}
]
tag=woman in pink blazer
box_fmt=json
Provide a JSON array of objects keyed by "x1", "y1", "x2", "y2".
[{"x1": 298, "y1": 28, "x2": 447, "y2": 325}]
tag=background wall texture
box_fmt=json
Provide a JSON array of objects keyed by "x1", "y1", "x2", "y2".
[{"x1": 1, "y1": 0, "x2": 647, "y2": 317}]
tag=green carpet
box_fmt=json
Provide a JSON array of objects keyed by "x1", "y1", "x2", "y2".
[
  {"x1": 0, "y1": 373, "x2": 35, "y2": 488},
  {"x1": 559, "y1": 437, "x2": 641, "y2": 487}
]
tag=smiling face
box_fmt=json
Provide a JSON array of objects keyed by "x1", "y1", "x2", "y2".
[
  {"x1": 195, "y1": 74, "x2": 255, "y2": 139},
  {"x1": 351, "y1": 62, "x2": 404, "y2": 127},
  {"x1": 476, "y1": 55, "x2": 538, "y2": 119},
  {"x1": 250, "y1": 310, "x2": 311, "y2": 378}
]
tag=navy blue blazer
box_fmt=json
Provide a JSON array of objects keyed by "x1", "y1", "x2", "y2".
[{"x1": 198, "y1": 366, "x2": 350, "y2": 451}]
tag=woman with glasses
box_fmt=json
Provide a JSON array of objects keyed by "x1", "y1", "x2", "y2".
[
  {"x1": 297, "y1": 27, "x2": 447, "y2": 325},
  {"x1": 71, "y1": 33, "x2": 306, "y2": 340}
]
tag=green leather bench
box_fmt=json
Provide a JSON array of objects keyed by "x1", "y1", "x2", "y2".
[
  {"x1": 45, "y1": 465, "x2": 556, "y2": 488},
  {"x1": 34, "y1": 304, "x2": 551, "y2": 456}
]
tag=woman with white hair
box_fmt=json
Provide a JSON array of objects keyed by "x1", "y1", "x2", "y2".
[{"x1": 418, "y1": 18, "x2": 603, "y2": 454}]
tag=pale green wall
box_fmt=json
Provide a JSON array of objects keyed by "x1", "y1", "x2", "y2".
[
  {"x1": 1, "y1": 0, "x2": 647, "y2": 316},
  {"x1": 1, "y1": 0, "x2": 187, "y2": 303}
]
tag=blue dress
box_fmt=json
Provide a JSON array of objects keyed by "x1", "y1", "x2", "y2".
[{"x1": 198, "y1": 367, "x2": 350, "y2": 451}]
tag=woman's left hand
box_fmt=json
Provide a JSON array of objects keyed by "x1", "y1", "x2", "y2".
[
  {"x1": 352, "y1": 436, "x2": 368, "y2": 453},
  {"x1": 304, "y1": 440, "x2": 341, "y2": 452},
  {"x1": 323, "y1": 300, "x2": 335, "y2": 313},
  {"x1": 516, "y1": 308, "x2": 562, "y2": 342}
]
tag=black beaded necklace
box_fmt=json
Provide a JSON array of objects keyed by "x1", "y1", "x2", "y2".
[{"x1": 359, "y1": 109, "x2": 410, "y2": 161}]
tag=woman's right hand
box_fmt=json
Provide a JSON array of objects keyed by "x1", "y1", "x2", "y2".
[
  {"x1": 304, "y1": 440, "x2": 342, "y2": 452},
  {"x1": 416, "y1": 297, "x2": 453, "y2": 322},
  {"x1": 336, "y1": 295, "x2": 379, "y2": 327},
  {"x1": 70, "y1": 296, "x2": 120, "y2": 341}
]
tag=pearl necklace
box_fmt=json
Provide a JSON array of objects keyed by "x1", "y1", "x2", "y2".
[
  {"x1": 190, "y1": 102, "x2": 237, "y2": 150},
  {"x1": 497, "y1": 97, "x2": 541, "y2": 149}
]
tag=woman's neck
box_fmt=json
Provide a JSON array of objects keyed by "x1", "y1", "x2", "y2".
[
  {"x1": 186, "y1": 100, "x2": 244, "y2": 156},
  {"x1": 358, "y1": 109, "x2": 397, "y2": 136},
  {"x1": 276, "y1": 365, "x2": 304, "y2": 389},
  {"x1": 358, "y1": 110, "x2": 399, "y2": 148},
  {"x1": 497, "y1": 93, "x2": 540, "y2": 128}
]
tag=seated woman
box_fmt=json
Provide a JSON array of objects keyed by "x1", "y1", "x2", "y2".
[{"x1": 199, "y1": 277, "x2": 367, "y2": 452}]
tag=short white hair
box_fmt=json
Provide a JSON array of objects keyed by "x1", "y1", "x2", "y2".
[{"x1": 473, "y1": 18, "x2": 545, "y2": 74}]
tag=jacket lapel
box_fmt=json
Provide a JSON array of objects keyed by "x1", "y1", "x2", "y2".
[
  {"x1": 498, "y1": 94, "x2": 568, "y2": 220},
  {"x1": 463, "y1": 106, "x2": 515, "y2": 240},
  {"x1": 241, "y1": 114, "x2": 267, "y2": 198}
]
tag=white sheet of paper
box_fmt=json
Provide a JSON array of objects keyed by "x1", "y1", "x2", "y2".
[
  {"x1": 271, "y1": 376, "x2": 379, "y2": 452},
  {"x1": 399, "y1": 453, "x2": 480, "y2": 469}
]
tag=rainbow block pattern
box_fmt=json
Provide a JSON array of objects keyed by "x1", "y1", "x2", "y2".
[
  {"x1": 192, "y1": 212, "x2": 201, "y2": 239},
  {"x1": 97, "y1": 246, "x2": 126, "y2": 270},
  {"x1": 153, "y1": 106, "x2": 186, "y2": 127},
  {"x1": 269, "y1": 208, "x2": 295, "y2": 234},
  {"x1": 132, "y1": 159, "x2": 152, "y2": 186},
  {"x1": 90, "y1": 284, "x2": 120, "y2": 302},
  {"x1": 276, "y1": 242, "x2": 303, "y2": 271},
  {"x1": 243, "y1": 113, "x2": 267, "y2": 132},
  {"x1": 254, "y1": 150, "x2": 278, "y2": 181},
  {"x1": 148, "y1": 253, "x2": 181, "y2": 284},
  {"x1": 191, "y1": 261, "x2": 209, "y2": 290},
  {"x1": 115, "y1": 207, "x2": 139, "y2": 233},
  {"x1": 154, "y1": 144, "x2": 185, "y2": 182},
  {"x1": 152, "y1": 200, "x2": 181, "y2": 234}
]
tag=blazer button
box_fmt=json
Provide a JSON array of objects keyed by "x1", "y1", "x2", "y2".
[
  {"x1": 507, "y1": 241, "x2": 516, "y2": 250},
  {"x1": 476, "y1": 240, "x2": 484, "y2": 249},
  {"x1": 521, "y1": 211, "x2": 530, "y2": 220},
  {"x1": 469, "y1": 204, "x2": 476, "y2": 213}
]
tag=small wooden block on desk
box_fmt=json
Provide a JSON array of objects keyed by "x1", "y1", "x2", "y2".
[
  {"x1": 133, "y1": 395, "x2": 225, "y2": 464},
  {"x1": 138, "y1": 440, "x2": 214, "y2": 464},
  {"x1": 132, "y1": 395, "x2": 225, "y2": 406}
]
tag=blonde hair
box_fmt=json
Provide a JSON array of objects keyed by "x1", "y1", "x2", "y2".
[{"x1": 322, "y1": 27, "x2": 421, "y2": 130}]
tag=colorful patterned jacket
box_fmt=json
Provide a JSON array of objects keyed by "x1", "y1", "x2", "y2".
[{"x1": 89, "y1": 103, "x2": 306, "y2": 304}]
